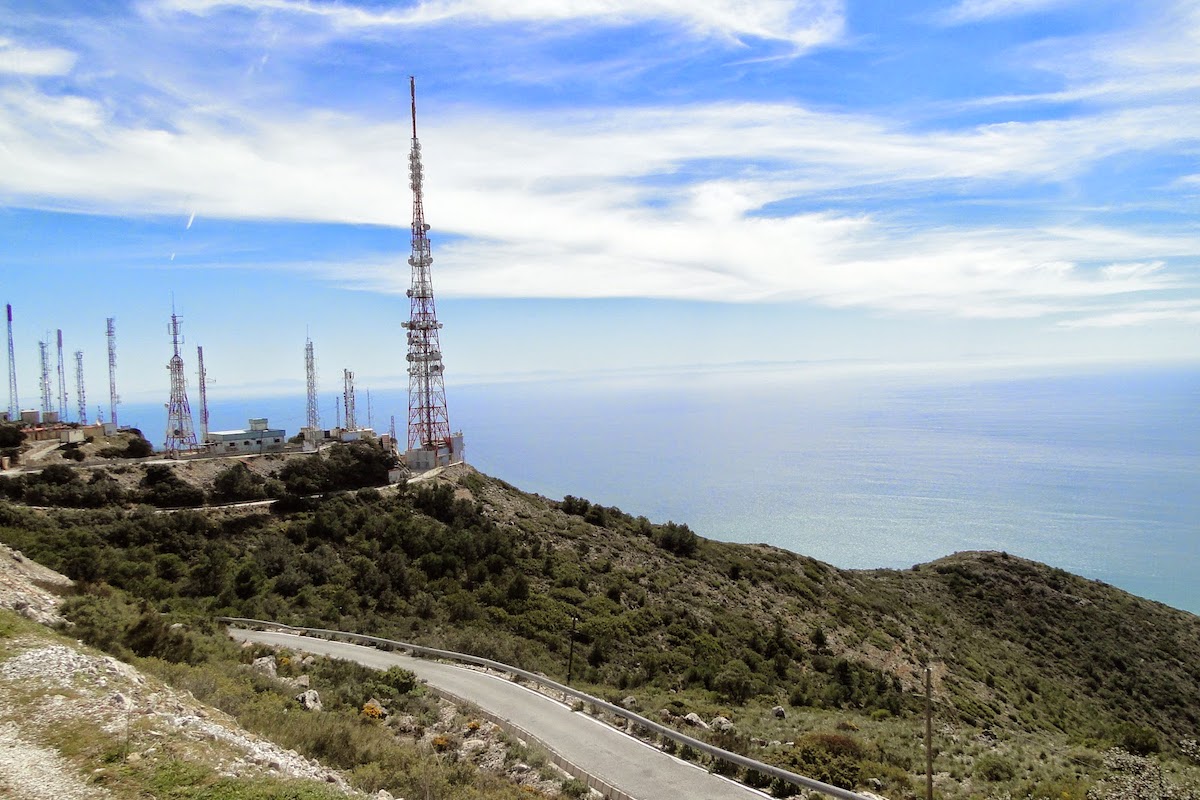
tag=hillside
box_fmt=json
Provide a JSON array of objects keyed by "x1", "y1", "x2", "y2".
[
  {"x1": 0, "y1": 454, "x2": 1197, "y2": 799},
  {"x1": 0, "y1": 542, "x2": 358, "y2": 799}
]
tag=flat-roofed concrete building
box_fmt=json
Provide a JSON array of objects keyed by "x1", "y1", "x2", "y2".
[{"x1": 208, "y1": 418, "x2": 286, "y2": 454}]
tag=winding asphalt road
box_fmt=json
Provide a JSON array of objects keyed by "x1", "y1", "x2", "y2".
[{"x1": 231, "y1": 629, "x2": 768, "y2": 800}]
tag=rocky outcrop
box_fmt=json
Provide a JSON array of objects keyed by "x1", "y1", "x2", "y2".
[
  {"x1": 295, "y1": 689, "x2": 323, "y2": 711},
  {"x1": 0, "y1": 643, "x2": 356, "y2": 793},
  {"x1": 0, "y1": 543, "x2": 71, "y2": 625},
  {"x1": 252, "y1": 655, "x2": 278, "y2": 679}
]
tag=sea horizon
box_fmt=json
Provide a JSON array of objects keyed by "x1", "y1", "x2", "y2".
[{"x1": 120, "y1": 360, "x2": 1200, "y2": 616}]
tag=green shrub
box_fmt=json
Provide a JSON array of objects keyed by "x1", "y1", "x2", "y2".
[
  {"x1": 1113, "y1": 723, "x2": 1161, "y2": 756},
  {"x1": 787, "y1": 733, "x2": 863, "y2": 789},
  {"x1": 976, "y1": 753, "x2": 1017, "y2": 781},
  {"x1": 559, "y1": 778, "x2": 588, "y2": 799},
  {"x1": 212, "y1": 463, "x2": 270, "y2": 502}
]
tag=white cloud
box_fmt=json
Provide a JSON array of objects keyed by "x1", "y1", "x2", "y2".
[
  {"x1": 1100, "y1": 261, "x2": 1164, "y2": 281},
  {"x1": 1, "y1": 80, "x2": 1197, "y2": 323},
  {"x1": 939, "y1": 0, "x2": 1078, "y2": 25},
  {"x1": 0, "y1": 38, "x2": 76, "y2": 76},
  {"x1": 1057, "y1": 300, "x2": 1200, "y2": 327},
  {"x1": 968, "y1": 2, "x2": 1200, "y2": 106},
  {"x1": 156, "y1": 0, "x2": 845, "y2": 49},
  {"x1": 4, "y1": 0, "x2": 1200, "y2": 330}
]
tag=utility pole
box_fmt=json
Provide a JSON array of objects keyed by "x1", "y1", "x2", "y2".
[{"x1": 926, "y1": 666, "x2": 934, "y2": 800}]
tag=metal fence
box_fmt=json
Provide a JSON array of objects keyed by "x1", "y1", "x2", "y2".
[{"x1": 218, "y1": 616, "x2": 874, "y2": 800}]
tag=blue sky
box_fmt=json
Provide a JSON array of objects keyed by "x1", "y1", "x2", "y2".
[{"x1": 2, "y1": 0, "x2": 1199, "y2": 415}]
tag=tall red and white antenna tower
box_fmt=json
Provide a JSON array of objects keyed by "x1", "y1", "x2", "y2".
[
  {"x1": 402, "y1": 77, "x2": 459, "y2": 462},
  {"x1": 5, "y1": 305, "x2": 17, "y2": 419},
  {"x1": 74, "y1": 350, "x2": 86, "y2": 424},
  {"x1": 343, "y1": 369, "x2": 357, "y2": 431},
  {"x1": 38, "y1": 338, "x2": 52, "y2": 417},
  {"x1": 106, "y1": 318, "x2": 119, "y2": 427},
  {"x1": 55, "y1": 329, "x2": 68, "y2": 422},
  {"x1": 164, "y1": 309, "x2": 197, "y2": 454},
  {"x1": 197, "y1": 345, "x2": 210, "y2": 443}
]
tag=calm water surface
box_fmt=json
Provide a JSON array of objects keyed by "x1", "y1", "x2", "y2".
[{"x1": 130, "y1": 363, "x2": 1200, "y2": 615}]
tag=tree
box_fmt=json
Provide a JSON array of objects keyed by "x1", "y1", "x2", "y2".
[
  {"x1": 715, "y1": 658, "x2": 756, "y2": 703},
  {"x1": 212, "y1": 463, "x2": 268, "y2": 503},
  {"x1": 0, "y1": 424, "x2": 26, "y2": 448},
  {"x1": 139, "y1": 465, "x2": 206, "y2": 507}
]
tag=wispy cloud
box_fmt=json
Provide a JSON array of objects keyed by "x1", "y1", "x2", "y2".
[
  {"x1": 2, "y1": 0, "x2": 1198, "y2": 338},
  {"x1": 156, "y1": 0, "x2": 846, "y2": 49},
  {"x1": 1, "y1": 72, "x2": 1198, "y2": 323},
  {"x1": 939, "y1": 0, "x2": 1078, "y2": 25},
  {"x1": 1057, "y1": 299, "x2": 1200, "y2": 327},
  {"x1": 966, "y1": 2, "x2": 1200, "y2": 107},
  {"x1": 0, "y1": 37, "x2": 76, "y2": 76}
]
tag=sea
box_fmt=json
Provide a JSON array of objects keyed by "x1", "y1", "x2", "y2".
[{"x1": 125, "y1": 361, "x2": 1200, "y2": 616}]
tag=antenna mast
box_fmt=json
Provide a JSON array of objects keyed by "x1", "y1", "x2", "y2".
[
  {"x1": 5, "y1": 305, "x2": 17, "y2": 419},
  {"x1": 164, "y1": 309, "x2": 198, "y2": 454},
  {"x1": 106, "y1": 318, "x2": 119, "y2": 427},
  {"x1": 38, "y1": 338, "x2": 52, "y2": 417},
  {"x1": 74, "y1": 350, "x2": 86, "y2": 424},
  {"x1": 197, "y1": 345, "x2": 210, "y2": 443},
  {"x1": 343, "y1": 369, "x2": 357, "y2": 431},
  {"x1": 403, "y1": 77, "x2": 459, "y2": 463},
  {"x1": 55, "y1": 330, "x2": 68, "y2": 421},
  {"x1": 305, "y1": 337, "x2": 320, "y2": 430}
]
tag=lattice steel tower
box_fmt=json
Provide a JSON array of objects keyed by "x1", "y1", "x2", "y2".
[
  {"x1": 38, "y1": 338, "x2": 51, "y2": 416},
  {"x1": 402, "y1": 77, "x2": 456, "y2": 458},
  {"x1": 164, "y1": 310, "x2": 198, "y2": 454},
  {"x1": 196, "y1": 345, "x2": 210, "y2": 443},
  {"x1": 74, "y1": 350, "x2": 86, "y2": 424},
  {"x1": 55, "y1": 330, "x2": 68, "y2": 422},
  {"x1": 305, "y1": 338, "x2": 320, "y2": 431},
  {"x1": 106, "y1": 318, "x2": 119, "y2": 427},
  {"x1": 342, "y1": 369, "x2": 357, "y2": 431},
  {"x1": 5, "y1": 305, "x2": 17, "y2": 419}
]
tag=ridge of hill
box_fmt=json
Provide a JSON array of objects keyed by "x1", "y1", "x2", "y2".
[{"x1": 0, "y1": 454, "x2": 1197, "y2": 799}]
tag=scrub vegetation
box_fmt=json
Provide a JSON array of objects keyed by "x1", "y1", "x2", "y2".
[{"x1": 1, "y1": 453, "x2": 1198, "y2": 799}]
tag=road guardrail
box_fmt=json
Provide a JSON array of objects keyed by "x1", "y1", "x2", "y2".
[{"x1": 218, "y1": 616, "x2": 875, "y2": 800}]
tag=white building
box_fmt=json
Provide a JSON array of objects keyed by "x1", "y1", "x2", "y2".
[{"x1": 207, "y1": 418, "x2": 287, "y2": 455}]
